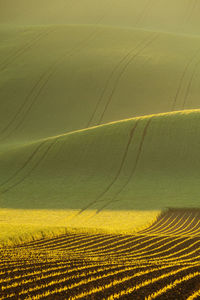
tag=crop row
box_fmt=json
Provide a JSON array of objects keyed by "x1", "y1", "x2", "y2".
[{"x1": 1, "y1": 210, "x2": 200, "y2": 298}]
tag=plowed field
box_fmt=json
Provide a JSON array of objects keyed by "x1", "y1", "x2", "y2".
[{"x1": 1, "y1": 209, "x2": 200, "y2": 299}]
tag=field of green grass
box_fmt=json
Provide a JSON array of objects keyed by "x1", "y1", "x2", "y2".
[{"x1": 1, "y1": 24, "x2": 200, "y2": 146}]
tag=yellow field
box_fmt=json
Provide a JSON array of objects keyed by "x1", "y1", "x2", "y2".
[
  {"x1": 0, "y1": 209, "x2": 160, "y2": 246},
  {"x1": 0, "y1": 209, "x2": 200, "y2": 299}
]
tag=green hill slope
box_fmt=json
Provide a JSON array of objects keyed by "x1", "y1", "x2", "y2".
[
  {"x1": 1, "y1": 25, "x2": 200, "y2": 145},
  {"x1": 1, "y1": 110, "x2": 200, "y2": 212},
  {"x1": 1, "y1": 0, "x2": 200, "y2": 36}
]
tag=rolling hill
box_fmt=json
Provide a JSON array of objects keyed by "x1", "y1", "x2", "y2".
[
  {"x1": 1, "y1": 25, "x2": 200, "y2": 146},
  {"x1": 1, "y1": 0, "x2": 200, "y2": 36},
  {"x1": 1, "y1": 110, "x2": 200, "y2": 212}
]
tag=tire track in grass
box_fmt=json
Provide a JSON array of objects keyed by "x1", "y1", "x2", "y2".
[
  {"x1": 77, "y1": 120, "x2": 139, "y2": 215},
  {"x1": 182, "y1": 60, "x2": 200, "y2": 109},
  {"x1": 171, "y1": 47, "x2": 200, "y2": 111},
  {"x1": 135, "y1": 0, "x2": 154, "y2": 26},
  {"x1": 96, "y1": 117, "x2": 152, "y2": 213},
  {"x1": 86, "y1": 42, "x2": 144, "y2": 127},
  {"x1": 0, "y1": 141, "x2": 46, "y2": 188},
  {"x1": 0, "y1": 28, "x2": 54, "y2": 72},
  {"x1": 184, "y1": 0, "x2": 198, "y2": 24},
  {"x1": 86, "y1": 32, "x2": 157, "y2": 127},
  {"x1": 0, "y1": 23, "x2": 105, "y2": 141},
  {"x1": 1, "y1": 139, "x2": 58, "y2": 194},
  {"x1": 97, "y1": 33, "x2": 159, "y2": 125}
]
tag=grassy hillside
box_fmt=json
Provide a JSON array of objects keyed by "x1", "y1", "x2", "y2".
[
  {"x1": 1, "y1": 25, "x2": 200, "y2": 145},
  {"x1": 1, "y1": 110, "x2": 200, "y2": 212},
  {"x1": 1, "y1": 0, "x2": 200, "y2": 35}
]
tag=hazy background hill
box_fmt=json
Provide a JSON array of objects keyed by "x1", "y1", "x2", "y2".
[
  {"x1": 1, "y1": 0, "x2": 200, "y2": 35},
  {"x1": 1, "y1": 110, "x2": 200, "y2": 211},
  {"x1": 1, "y1": 25, "x2": 200, "y2": 145}
]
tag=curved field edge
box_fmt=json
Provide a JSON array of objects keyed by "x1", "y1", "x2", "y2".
[
  {"x1": 1, "y1": 109, "x2": 200, "y2": 211},
  {"x1": 0, "y1": 209, "x2": 160, "y2": 247},
  {"x1": 1, "y1": 0, "x2": 200, "y2": 36}
]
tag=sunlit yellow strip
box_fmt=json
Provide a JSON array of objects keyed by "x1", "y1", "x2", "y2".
[
  {"x1": 0, "y1": 261, "x2": 119, "y2": 285},
  {"x1": 134, "y1": 248, "x2": 200, "y2": 265},
  {"x1": 129, "y1": 237, "x2": 193, "y2": 259},
  {"x1": 71, "y1": 265, "x2": 194, "y2": 300},
  {"x1": 92, "y1": 237, "x2": 193, "y2": 261},
  {"x1": 120, "y1": 236, "x2": 184, "y2": 257},
  {"x1": 144, "y1": 252, "x2": 200, "y2": 265},
  {"x1": 45, "y1": 235, "x2": 120, "y2": 252},
  {"x1": 0, "y1": 260, "x2": 81, "y2": 279},
  {"x1": 112, "y1": 246, "x2": 200, "y2": 263},
  {"x1": 45, "y1": 234, "x2": 119, "y2": 251},
  {"x1": 1, "y1": 264, "x2": 125, "y2": 291},
  {"x1": 97, "y1": 235, "x2": 158, "y2": 254},
  {"x1": 186, "y1": 219, "x2": 200, "y2": 236},
  {"x1": 30, "y1": 234, "x2": 112, "y2": 250},
  {"x1": 155, "y1": 213, "x2": 187, "y2": 235},
  {"x1": 169, "y1": 213, "x2": 195, "y2": 235},
  {"x1": 92, "y1": 236, "x2": 168, "y2": 256},
  {"x1": 14, "y1": 265, "x2": 153, "y2": 299},
  {"x1": 159, "y1": 213, "x2": 186, "y2": 234},
  {"x1": 146, "y1": 272, "x2": 200, "y2": 299},
  {"x1": 105, "y1": 266, "x2": 196, "y2": 300},
  {"x1": 25, "y1": 233, "x2": 90, "y2": 249},
  {"x1": 61, "y1": 235, "x2": 135, "y2": 254},
  {"x1": 90, "y1": 235, "x2": 145, "y2": 254},
  {"x1": 60, "y1": 235, "x2": 160, "y2": 256},
  {"x1": 27, "y1": 232, "x2": 112, "y2": 249},
  {"x1": 82, "y1": 237, "x2": 173, "y2": 257},
  {"x1": 150, "y1": 214, "x2": 181, "y2": 235},
  {"x1": 151, "y1": 240, "x2": 200, "y2": 261},
  {"x1": 24, "y1": 265, "x2": 179, "y2": 300},
  {"x1": 187, "y1": 288, "x2": 200, "y2": 300},
  {"x1": 161, "y1": 212, "x2": 188, "y2": 235},
  {"x1": 140, "y1": 213, "x2": 173, "y2": 234},
  {"x1": 110, "y1": 237, "x2": 200, "y2": 260}
]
